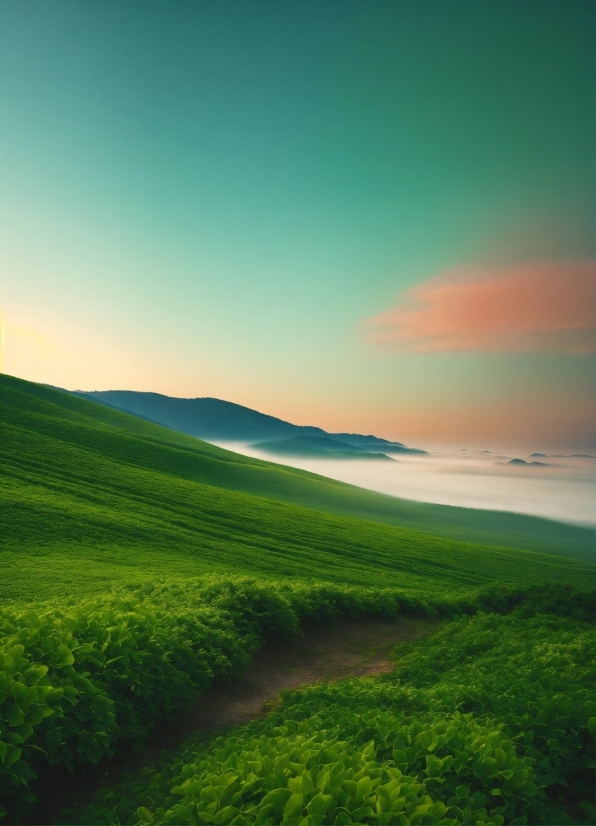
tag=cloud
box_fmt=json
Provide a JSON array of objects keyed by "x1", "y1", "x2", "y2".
[{"x1": 365, "y1": 260, "x2": 595, "y2": 354}]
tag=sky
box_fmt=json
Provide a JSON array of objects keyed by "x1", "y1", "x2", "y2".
[{"x1": 1, "y1": 0, "x2": 594, "y2": 451}]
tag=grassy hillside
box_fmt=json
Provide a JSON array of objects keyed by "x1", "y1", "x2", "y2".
[
  {"x1": 9, "y1": 379, "x2": 596, "y2": 563},
  {"x1": 0, "y1": 374, "x2": 592, "y2": 604},
  {"x1": 1, "y1": 374, "x2": 593, "y2": 823}
]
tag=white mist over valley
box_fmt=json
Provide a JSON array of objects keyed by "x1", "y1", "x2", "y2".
[{"x1": 221, "y1": 445, "x2": 596, "y2": 528}]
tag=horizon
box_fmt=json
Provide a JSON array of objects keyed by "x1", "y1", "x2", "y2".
[
  {"x1": 55, "y1": 380, "x2": 596, "y2": 456},
  {"x1": 1, "y1": 0, "x2": 594, "y2": 451}
]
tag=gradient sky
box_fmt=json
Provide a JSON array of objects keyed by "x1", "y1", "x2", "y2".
[{"x1": 1, "y1": 0, "x2": 594, "y2": 450}]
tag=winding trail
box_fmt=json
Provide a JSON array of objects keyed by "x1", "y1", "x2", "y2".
[
  {"x1": 28, "y1": 615, "x2": 436, "y2": 824},
  {"x1": 185, "y1": 615, "x2": 436, "y2": 732}
]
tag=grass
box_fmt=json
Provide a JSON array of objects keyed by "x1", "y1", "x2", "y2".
[
  {"x1": 59, "y1": 387, "x2": 596, "y2": 561},
  {"x1": 0, "y1": 374, "x2": 593, "y2": 604},
  {"x1": 0, "y1": 373, "x2": 594, "y2": 823}
]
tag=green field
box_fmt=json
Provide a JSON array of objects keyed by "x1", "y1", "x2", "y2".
[
  {"x1": 51, "y1": 386, "x2": 596, "y2": 562},
  {"x1": 0, "y1": 373, "x2": 594, "y2": 824},
  {"x1": 0, "y1": 374, "x2": 593, "y2": 604}
]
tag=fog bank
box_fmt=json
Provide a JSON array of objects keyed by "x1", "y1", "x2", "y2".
[{"x1": 220, "y1": 445, "x2": 596, "y2": 527}]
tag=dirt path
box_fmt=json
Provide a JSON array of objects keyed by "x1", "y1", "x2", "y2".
[
  {"x1": 27, "y1": 615, "x2": 436, "y2": 824},
  {"x1": 182, "y1": 615, "x2": 434, "y2": 734}
]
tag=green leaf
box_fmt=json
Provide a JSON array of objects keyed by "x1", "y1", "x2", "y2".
[
  {"x1": 261, "y1": 788, "x2": 291, "y2": 810},
  {"x1": 471, "y1": 791, "x2": 487, "y2": 808},
  {"x1": 494, "y1": 748, "x2": 506, "y2": 767},
  {"x1": 455, "y1": 785, "x2": 469, "y2": 799},
  {"x1": 15, "y1": 722, "x2": 34, "y2": 742},
  {"x1": 9, "y1": 681, "x2": 28, "y2": 701},
  {"x1": 6, "y1": 704, "x2": 25, "y2": 727},
  {"x1": 349, "y1": 806, "x2": 375, "y2": 821},
  {"x1": 283, "y1": 793, "x2": 304, "y2": 818},
  {"x1": 355, "y1": 776, "x2": 371, "y2": 802},
  {"x1": 306, "y1": 794, "x2": 332, "y2": 816},
  {"x1": 6, "y1": 745, "x2": 22, "y2": 767},
  {"x1": 416, "y1": 730, "x2": 434, "y2": 749},
  {"x1": 137, "y1": 807, "x2": 154, "y2": 824},
  {"x1": 56, "y1": 644, "x2": 75, "y2": 667}
]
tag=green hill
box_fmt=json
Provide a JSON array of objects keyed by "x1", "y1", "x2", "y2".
[
  {"x1": 0, "y1": 374, "x2": 592, "y2": 604},
  {"x1": 57, "y1": 396, "x2": 592, "y2": 560},
  {"x1": 15, "y1": 381, "x2": 596, "y2": 563}
]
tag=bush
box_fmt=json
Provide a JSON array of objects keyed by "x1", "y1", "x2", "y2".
[
  {"x1": 0, "y1": 578, "x2": 296, "y2": 819},
  {"x1": 69, "y1": 592, "x2": 594, "y2": 826},
  {"x1": 1, "y1": 578, "x2": 593, "y2": 821}
]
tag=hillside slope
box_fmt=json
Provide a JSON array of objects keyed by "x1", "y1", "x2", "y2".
[
  {"x1": 0, "y1": 374, "x2": 592, "y2": 604},
  {"x1": 41, "y1": 389, "x2": 595, "y2": 560}
]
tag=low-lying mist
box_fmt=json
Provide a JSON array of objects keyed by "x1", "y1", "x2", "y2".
[{"x1": 220, "y1": 444, "x2": 596, "y2": 527}]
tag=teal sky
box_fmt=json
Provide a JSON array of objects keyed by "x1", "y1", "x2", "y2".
[{"x1": 1, "y1": 1, "x2": 594, "y2": 449}]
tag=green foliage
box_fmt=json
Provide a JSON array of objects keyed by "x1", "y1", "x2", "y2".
[
  {"x1": 63, "y1": 595, "x2": 594, "y2": 826},
  {"x1": 0, "y1": 616, "x2": 116, "y2": 819},
  {"x1": 390, "y1": 610, "x2": 596, "y2": 811},
  {"x1": 0, "y1": 578, "x2": 299, "y2": 818},
  {"x1": 473, "y1": 582, "x2": 596, "y2": 623},
  {"x1": 135, "y1": 712, "x2": 539, "y2": 826},
  {"x1": 1, "y1": 576, "x2": 593, "y2": 820},
  {"x1": 1, "y1": 375, "x2": 594, "y2": 822}
]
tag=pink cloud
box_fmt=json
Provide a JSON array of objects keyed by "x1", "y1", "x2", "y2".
[{"x1": 365, "y1": 260, "x2": 596, "y2": 354}]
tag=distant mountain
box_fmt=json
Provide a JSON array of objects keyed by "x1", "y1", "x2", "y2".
[
  {"x1": 530, "y1": 452, "x2": 595, "y2": 459},
  {"x1": 551, "y1": 454, "x2": 596, "y2": 459},
  {"x1": 253, "y1": 435, "x2": 395, "y2": 460},
  {"x1": 508, "y1": 458, "x2": 550, "y2": 467},
  {"x1": 70, "y1": 390, "x2": 427, "y2": 454}
]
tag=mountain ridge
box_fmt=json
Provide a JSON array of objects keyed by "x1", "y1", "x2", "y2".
[
  {"x1": 67, "y1": 389, "x2": 426, "y2": 455},
  {"x1": 253, "y1": 434, "x2": 396, "y2": 460}
]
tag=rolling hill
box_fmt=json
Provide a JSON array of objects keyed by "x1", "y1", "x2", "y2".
[
  {"x1": 32, "y1": 387, "x2": 596, "y2": 562},
  {"x1": 0, "y1": 373, "x2": 593, "y2": 606}
]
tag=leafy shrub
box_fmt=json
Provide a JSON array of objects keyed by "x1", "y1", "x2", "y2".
[
  {"x1": 0, "y1": 613, "x2": 117, "y2": 819},
  {"x1": 0, "y1": 578, "x2": 296, "y2": 819},
  {"x1": 474, "y1": 583, "x2": 596, "y2": 623},
  {"x1": 136, "y1": 716, "x2": 520, "y2": 826},
  {"x1": 1, "y1": 578, "x2": 594, "y2": 821},
  {"x1": 67, "y1": 598, "x2": 594, "y2": 826}
]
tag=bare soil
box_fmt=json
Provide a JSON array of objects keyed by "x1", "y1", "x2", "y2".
[
  {"x1": 26, "y1": 615, "x2": 436, "y2": 825},
  {"x1": 183, "y1": 615, "x2": 435, "y2": 734}
]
